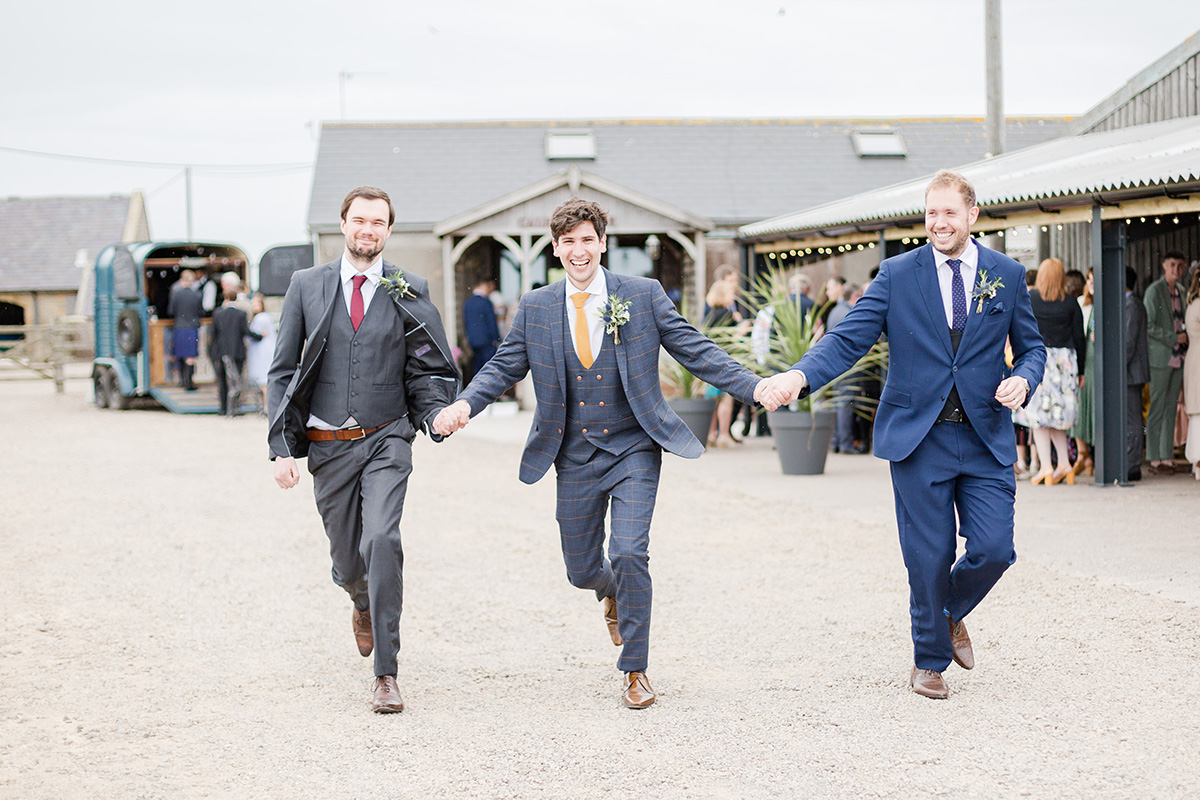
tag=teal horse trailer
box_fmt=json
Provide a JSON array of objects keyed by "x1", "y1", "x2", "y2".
[{"x1": 92, "y1": 241, "x2": 251, "y2": 412}]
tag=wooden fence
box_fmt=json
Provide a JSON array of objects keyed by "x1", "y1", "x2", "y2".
[{"x1": 0, "y1": 323, "x2": 93, "y2": 393}]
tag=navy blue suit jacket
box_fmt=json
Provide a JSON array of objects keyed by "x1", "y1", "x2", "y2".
[
  {"x1": 459, "y1": 270, "x2": 761, "y2": 484},
  {"x1": 795, "y1": 244, "x2": 1045, "y2": 465}
]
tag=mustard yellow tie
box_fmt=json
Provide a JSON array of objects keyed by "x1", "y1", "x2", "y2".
[{"x1": 571, "y1": 292, "x2": 594, "y2": 369}]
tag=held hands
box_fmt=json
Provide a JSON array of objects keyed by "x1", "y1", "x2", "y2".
[
  {"x1": 994, "y1": 376, "x2": 1029, "y2": 410},
  {"x1": 754, "y1": 371, "x2": 807, "y2": 411},
  {"x1": 274, "y1": 456, "x2": 300, "y2": 489},
  {"x1": 432, "y1": 399, "x2": 471, "y2": 436}
]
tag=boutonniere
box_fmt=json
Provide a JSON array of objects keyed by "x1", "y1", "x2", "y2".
[
  {"x1": 971, "y1": 270, "x2": 1004, "y2": 313},
  {"x1": 378, "y1": 270, "x2": 416, "y2": 300},
  {"x1": 599, "y1": 294, "x2": 632, "y2": 344}
]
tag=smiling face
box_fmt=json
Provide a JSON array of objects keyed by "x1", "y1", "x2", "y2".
[
  {"x1": 553, "y1": 221, "x2": 607, "y2": 290},
  {"x1": 341, "y1": 197, "x2": 392, "y2": 266},
  {"x1": 924, "y1": 186, "x2": 979, "y2": 259}
]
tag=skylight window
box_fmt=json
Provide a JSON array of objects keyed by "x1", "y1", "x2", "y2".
[
  {"x1": 546, "y1": 130, "x2": 596, "y2": 160},
  {"x1": 851, "y1": 130, "x2": 907, "y2": 158}
]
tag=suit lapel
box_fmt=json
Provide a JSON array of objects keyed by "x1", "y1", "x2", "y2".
[
  {"x1": 914, "y1": 245, "x2": 954, "y2": 358},
  {"x1": 550, "y1": 280, "x2": 568, "y2": 398},
  {"x1": 604, "y1": 269, "x2": 631, "y2": 389}
]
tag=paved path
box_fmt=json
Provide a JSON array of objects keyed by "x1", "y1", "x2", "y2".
[{"x1": 2, "y1": 379, "x2": 1197, "y2": 799}]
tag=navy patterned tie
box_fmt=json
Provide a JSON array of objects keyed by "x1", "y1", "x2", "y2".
[{"x1": 948, "y1": 259, "x2": 967, "y2": 331}]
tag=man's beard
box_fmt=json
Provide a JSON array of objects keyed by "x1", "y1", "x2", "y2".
[{"x1": 348, "y1": 238, "x2": 383, "y2": 261}]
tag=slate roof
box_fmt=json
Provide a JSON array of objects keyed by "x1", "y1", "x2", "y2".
[
  {"x1": 307, "y1": 117, "x2": 1071, "y2": 232},
  {"x1": 0, "y1": 196, "x2": 132, "y2": 292}
]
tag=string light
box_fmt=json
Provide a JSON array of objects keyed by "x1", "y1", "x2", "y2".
[
  {"x1": 997, "y1": 230, "x2": 1005, "y2": 238},
  {"x1": 1140, "y1": 217, "x2": 1146, "y2": 222},
  {"x1": 1154, "y1": 217, "x2": 1161, "y2": 224},
  {"x1": 902, "y1": 237, "x2": 910, "y2": 244},
  {"x1": 867, "y1": 242, "x2": 875, "y2": 249},
  {"x1": 1173, "y1": 217, "x2": 1180, "y2": 224},
  {"x1": 1056, "y1": 224, "x2": 1063, "y2": 231},
  {"x1": 1041, "y1": 226, "x2": 1048, "y2": 232}
]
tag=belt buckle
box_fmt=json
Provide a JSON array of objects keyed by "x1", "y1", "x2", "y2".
[{"x1": 342, "y1": 426, "x2": 366, "y2": 440}]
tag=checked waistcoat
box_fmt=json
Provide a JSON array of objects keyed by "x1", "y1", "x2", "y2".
[{"x1": 561, "y1": 335, "x2": 646, "y2": 461}]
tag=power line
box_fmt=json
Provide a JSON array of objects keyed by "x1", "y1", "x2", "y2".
[{"x1": 0, "y1": 144, "x2": 311, "y2": 173}]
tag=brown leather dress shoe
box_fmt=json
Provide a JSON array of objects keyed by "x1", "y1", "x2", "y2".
[
  {"x1": 602, "y1": 595, "x2": 622, "y2": 646},
  {"x1": 623, "y1": 671, "x2": 655, "y2": 709},
  {"x1": 948, "y1": 615, "x2": 975, "y2": 670},
  {"x1": 910, "y1": 667, "x2": 949, "y2": 699},
  {"x1": 353, "y1": 607, "x2": 374, "y2": 658},
  {"x1": 372, "y1": 675, "x2": 404, "y2": 713}
]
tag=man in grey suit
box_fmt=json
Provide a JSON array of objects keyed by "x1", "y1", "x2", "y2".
[
  {"x1": 268, "y1": 186, "x2": 459, "y2": 713},
  {"x1": 434, "y1": 199, "x2": 784, "y2": 708},
  {"x1": 1126, "y1": 266, "x2": 1151, "y2": 481}
]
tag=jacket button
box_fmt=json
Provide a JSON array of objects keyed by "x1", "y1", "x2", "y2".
[
  {"x1": 599, "y1": 401, "x2": 605, "y2": 407},
  {"x1": 603, "y1": 429, "x2": 609, "y2": 434},
  {"x1": 953, "y1": 366, "x2": 958, "y2": 372},
  {"x1": 582, "y1": 428, "x2": 588, "y2": 434},
  {"x1": 596, "y1": 374, "x2": 602, "y2": 380},
  {"x1": 579, "y1": 401, "x2": 585, "y2": 406},
  {"x1": 577, "y1": 375, "x2": 582, "y2": 381},
  {"x1": 558, "y1": 428, "x2": 562, "y2": 434}
]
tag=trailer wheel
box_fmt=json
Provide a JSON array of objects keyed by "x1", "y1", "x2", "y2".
[
  {"x1": 94, "y1": 368, "x2": 110, "y2": 409},
  {"x1": 116, "y1": 308, "x2": 142, "y2": 355},
  {"x1": 105, "y1": 369, "x2": 131, "y2": 410}
]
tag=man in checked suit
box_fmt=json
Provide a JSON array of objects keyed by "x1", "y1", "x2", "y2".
[
  {"x1": 268, "y1": 186, "x2": 459, "y2": 713},
  {"x1": 763, "y1": 170, "x2": 1046, "y2": 699},
  {"x1": 434, "y1": 199, "x2": 783, "y2": 708}
]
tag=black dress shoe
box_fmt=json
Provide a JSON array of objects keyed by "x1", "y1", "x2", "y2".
[{"x1": 1127, "y1": 469, "x2": 1142, "y2": 482}]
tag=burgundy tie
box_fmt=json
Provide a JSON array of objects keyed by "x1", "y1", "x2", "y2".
[{"x1": 350, "y1": 274, "x2": 367, "y2": 331}]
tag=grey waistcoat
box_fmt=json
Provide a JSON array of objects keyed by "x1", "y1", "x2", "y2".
[{"x1": 310, "y1": 290, "x2": 407, "y2": 428}]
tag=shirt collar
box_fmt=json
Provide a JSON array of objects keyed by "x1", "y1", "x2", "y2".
[
  {"x1": 340, "y1": 254, "x2": 383, "y2": 285},
  {"x1": 933, "y1": 240, "x2": 978, "y2": 270},
  {"x1": 569, "y1": 269, "x2": 607, "y2": 298}
]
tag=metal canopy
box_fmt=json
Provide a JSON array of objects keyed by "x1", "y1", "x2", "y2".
[{"x1": 740, "y1": 116, "x2": 1200, "y2": 247}]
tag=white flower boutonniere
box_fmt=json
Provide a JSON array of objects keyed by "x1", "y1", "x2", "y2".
[
  {"x1": 378, "y1": 270, "x2": 416, "y2": 300},
  {"x1": 599, "y1": 294, "x2": 632, "y2": 344},
  {"x1": 971, "y1": 270, "x2": 1004, "y2": 313}
]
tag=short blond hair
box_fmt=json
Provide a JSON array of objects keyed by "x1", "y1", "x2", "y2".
[{"x1": 925, "y1": 169, "x2": 977, "y2": 209}]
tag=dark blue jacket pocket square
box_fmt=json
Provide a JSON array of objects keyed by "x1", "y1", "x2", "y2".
[{"x1": 987, "y1": 302, "x2": 1006, "y2": 315}]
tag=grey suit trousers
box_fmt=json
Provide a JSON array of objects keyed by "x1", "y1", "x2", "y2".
[
  {"x1": 555, "y1": 442, "x2": 661, "y2": 673},
  {"x1": 307, "y1": 420, "x2": 412, "y2": 677}
]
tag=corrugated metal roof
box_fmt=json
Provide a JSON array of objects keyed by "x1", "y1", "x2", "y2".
[
  {"x1": 739, "y1": 116, "x2": 1200, "y2": 240},
  {"x1": 307, "y1": 117, "x2": 1069, "y2": 231}
]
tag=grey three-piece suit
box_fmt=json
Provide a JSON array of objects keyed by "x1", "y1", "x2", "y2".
[{"x1": 267, "y1": 260, "x2": 459, "y2": 677}]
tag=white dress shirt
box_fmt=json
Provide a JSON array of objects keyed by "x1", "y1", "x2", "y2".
[
  {"x1": 565, "y1": 270, "x2": 607, "y2": 365},
  {"x1": 933, "y1": 240, "x2": 979, "y2": 328},
  {"x1": 306, "y1": 254, "x2": 384, "y2": 430}
]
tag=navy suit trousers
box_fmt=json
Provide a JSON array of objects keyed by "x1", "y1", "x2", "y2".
[
  {"x1": 554, "y1": 442, "x2": 661, "y2": 673},
  {"x1": 889, "y1": 420, "x2": 1016, "y2": 671}
]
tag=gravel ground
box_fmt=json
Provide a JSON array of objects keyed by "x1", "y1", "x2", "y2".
[{"x1": 2, "y1": 376, "x2": 1198, "y2": 799}]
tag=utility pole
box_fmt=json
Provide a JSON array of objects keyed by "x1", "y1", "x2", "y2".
[
  {"x1": 984, "y1": 0, "x2": 1006, "y2": 253},
  {"x1": 185, "y1": 165, "x2": 194, "y2": 241}
]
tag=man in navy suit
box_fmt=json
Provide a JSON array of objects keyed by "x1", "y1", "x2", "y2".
[
  {"x1": 463, "y1": 277, "x2": 501, "y2": 378},
  {"x1": 764, "y1": 170, "x2": 1046, "y2": 698},
  {"x1": 435, "y1": 199, "x2": 783, "y2": 708}
]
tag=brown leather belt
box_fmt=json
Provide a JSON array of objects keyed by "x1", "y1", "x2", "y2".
[{"x1": 305, "y1": 419, "x2": 395, "y2": 441}]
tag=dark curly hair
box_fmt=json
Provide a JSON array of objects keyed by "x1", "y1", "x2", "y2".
[{"x1": 550, "y1": 198, "x2": 608, "y2": 241}]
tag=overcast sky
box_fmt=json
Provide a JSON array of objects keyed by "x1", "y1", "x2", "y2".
[{"x1": 3, "y1": 0, "x2": 1198, "y2": 265}]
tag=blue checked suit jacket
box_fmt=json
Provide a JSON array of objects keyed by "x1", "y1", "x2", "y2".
[
  {"x1": 459, "y1": 269, "x2": 762, "y2": 484},
  {"x1": 795, "y1": 243, "x2": 1045, "y2": 466}
]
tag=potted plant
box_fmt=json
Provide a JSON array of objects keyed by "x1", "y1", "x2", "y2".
[
  {"x1": 725, "y1": 269, "x2": 885, "y2": 474},
  {"x1": 660, "y1": 346, "x2": 717, "y2": 448}
]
